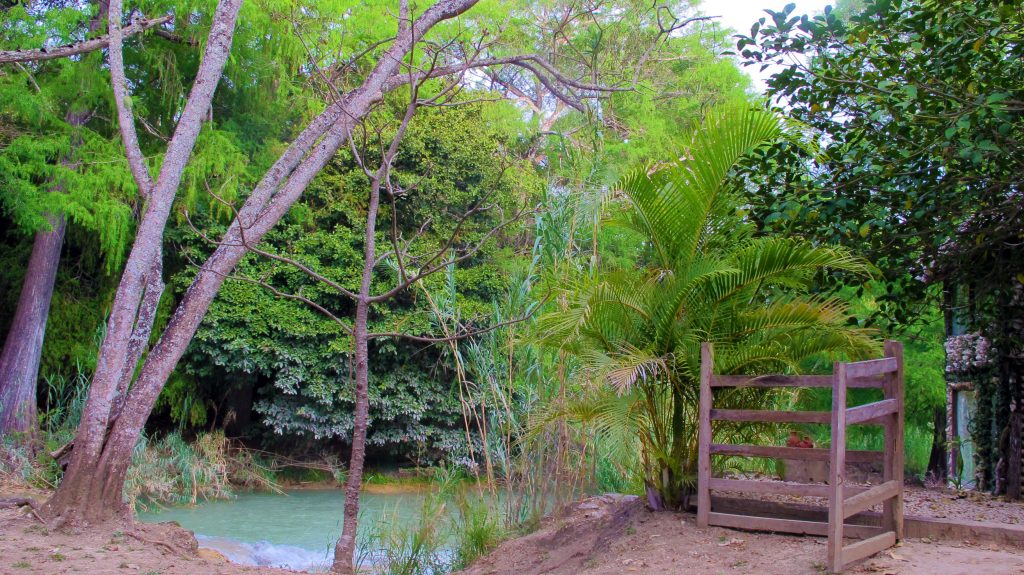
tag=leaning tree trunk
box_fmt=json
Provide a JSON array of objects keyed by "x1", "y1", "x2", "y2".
[
  {"x1": 44, "y1": 0, "x2": 478, "y2": 527},
  {"x1": 0, "y1": 215, "x2": 65, "y2": 438},
  {"x1": 42, "y1": 0, "x2": 243, "y2": 525}
]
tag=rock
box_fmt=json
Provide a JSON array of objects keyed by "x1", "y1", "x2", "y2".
[{"x1": 197, "y1": 548, "x2": 229, "y2": 562}]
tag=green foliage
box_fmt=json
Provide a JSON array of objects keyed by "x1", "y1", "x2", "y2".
[
  {"x1": 734, "y1": 0, "x2": 1024, "y2": 327},
  {"x1": 535, "y1": 104, "x2": 878, "y2": 508},
  {"x1": 0, "y1": 45, "x2": 135, "y2": 271},
  {"x1": 170, "y1": 99, "x2": 543, "y2": 464},
  {"x1": 735, "y1": 0, "x2": 1023, "y2": 486},
  {"x1": 360, "y1": 472, "x2": 460, "y2": 575}
]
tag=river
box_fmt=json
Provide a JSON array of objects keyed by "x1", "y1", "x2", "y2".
[{"x1": 138, "y1": 488, "x2": 434, "y2": 571}]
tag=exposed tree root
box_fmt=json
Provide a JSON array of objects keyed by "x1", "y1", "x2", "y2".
[
  {"x1": 125, "y1": 530, "x2": 186, "y2": 557},
  {"x1": 0, "y1": 497, "x2": 46, "y2": 524},
  {"x1": 0, "y1": 497, "x2": 39, "y2": 509}
]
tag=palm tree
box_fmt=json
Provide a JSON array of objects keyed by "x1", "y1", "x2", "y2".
[{"x1": 535, "y1": 104, "x2": 878, "y2": 509}]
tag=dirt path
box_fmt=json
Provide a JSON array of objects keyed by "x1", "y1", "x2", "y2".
[
  {"x1": 0, "y1": 507, "x2": 299, "y2": 575},
  {"x1": 457, "y1": 495, "x2": 1024, "y2": 575},
  {"x1": 903, "y1": 485, "x2": 1022, "y2": 524}
]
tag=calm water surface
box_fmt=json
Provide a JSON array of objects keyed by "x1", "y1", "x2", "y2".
[{"x1": 139, "y1": 489, "x2": 432, "y2": 571}]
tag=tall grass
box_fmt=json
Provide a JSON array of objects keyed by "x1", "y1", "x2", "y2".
[
  {"x1": 0, "y1": 357, "x2": 282, "y2": 508},
  {"x1": 356, "y1": 471, "x2": 508, "y2": 575},
  {"x1": 361, "y1": 470, "x2": 461, "y2": 575},
  {"x1": 450, "y1": 492, "x2": 505, "y2": 570},
  {"x1": 126, "y1": 430, "x2": 279, "y2": 511},
  {"x1": 0, "y1": 365, "x2": 91, "y2": 489},
  {"x1": 414, "y1": 226, "x2": 600, "y2": 531}
]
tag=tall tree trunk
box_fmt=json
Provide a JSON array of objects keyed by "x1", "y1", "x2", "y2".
[
  {"x1": 42, "y1": 0, "x2": 243, "y2": 525},
  {"x1": 0, "y1": 215, "x2": 65, "y2": 438},
  {"x1": 0, "y1": 91, "x2": 98, "y2": 441},
  {"x1": 43, "y1": 0, "x2": 479, "y2": 526},
  {"x1": 927, "y1": 405, "x2": 947, "y2": 481},
  {"x1": 332, "y1": 299, "x2": 372, "y2": 575},
  {"x1": 332, "y1": 152, "x2": 384, "y2": 575}
]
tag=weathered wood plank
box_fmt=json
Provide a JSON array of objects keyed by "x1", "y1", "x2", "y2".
[
  {"x1": 847, "y1": 374, "x2": 887, "y2": 389},
  {"x1": 841, "y1": 531, "x2": 896, "y2": 566},
  {"x1": 710, "y1": 443, "x2": 883, "y2": 464},
  {"x1": 844, "y1": 357, "x2": 898, "y2": 379},
  {"x1": 707, "y1": 512, "x2": 883, "y2": 539},
  {"x1": 709, "y1": 478, "x2": 832, "y2": 497},
  {"x1": 711, "y1": 374, "x2": 833, "y2": 388},
  {"x1": 709, "y1": 481, "x2": 871, "y2": 498},
  {"x1": 710, "y1": 374, "x2": 886, "y2": 388},
  {"x1": 846, "y1": 399, "x2": 898, "y2": 425},
  {"x1": 697, "y1": 343, "x2": 713, "y2": 528},
  {"x1": 711, "y1": 409, "x2": 831, "y2": 424},
  {"x1": 828, "y1": 361, "x2": 848, "y2": 573},
  {"x1": 843, "y1": 480, "x2": 900, "y2": 519},
  {"x1": 883, "y1": 340, "x2": 905, "y2": 539},
  {"x1": 709, "y1": 512, "x2": 827, "y2": 536}
]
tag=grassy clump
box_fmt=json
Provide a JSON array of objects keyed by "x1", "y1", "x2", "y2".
[
  {"x1": 356, "y1": 469, "x2": 510, "y2": 575},
  {"x1": 125, "y1": 431, "x2": 279, "y2": 511},
  {"x1": 450, "y1": 492, "x2": 505, "y2": 570}
]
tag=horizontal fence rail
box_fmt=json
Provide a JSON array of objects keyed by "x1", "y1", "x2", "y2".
[{"x1": 696, "y1": 341, "x2": 905, "y2": 573}]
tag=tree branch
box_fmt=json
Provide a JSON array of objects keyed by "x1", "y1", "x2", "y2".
[
  {"x1": 368, "y1": 295, "x2": 548, "y2": 342},
  {"x1": 108, "y1": 0, "x2": 155, "y2": 196},
  {"x1": 0, "y1": 15, "x2": 173, "y2": 64}
]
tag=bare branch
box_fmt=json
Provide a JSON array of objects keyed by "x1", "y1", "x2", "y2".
[
  {"x1": 228, "y1": 272, "x2": 354, "y2": 336},
  {"x1": 108, "y1": 0, "x2": 155, "y2": 196},
  {"x1": 0, "y1": 15, "x2": 173, "y2": 64},
  {"x1": 368, "y1": 296, "x2": 547, "y2": 342},
  {"x1": 369, "y1": 204, "x2": 536, "y2": 303}
]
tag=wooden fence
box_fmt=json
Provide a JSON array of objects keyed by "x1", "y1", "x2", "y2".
[{"x1": 696, "y1": 341, "x2": 905, "y2": 573}]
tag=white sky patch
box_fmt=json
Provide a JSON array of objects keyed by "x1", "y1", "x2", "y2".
[{"x1": 700, "y1": 0, "x2": 835, "y2": 93}]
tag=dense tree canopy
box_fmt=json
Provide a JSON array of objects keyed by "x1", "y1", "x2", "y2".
[
  {"x1": 735, "y1": 0, "x2": 1023, "y2": 492},
  {"x1": 735, "y1": 0, "x2": 1023, "y2": 325}
]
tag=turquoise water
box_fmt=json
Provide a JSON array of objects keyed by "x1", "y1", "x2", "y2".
[{"x1": 139, "y1": 489, "x2": 432, "y2": 570}]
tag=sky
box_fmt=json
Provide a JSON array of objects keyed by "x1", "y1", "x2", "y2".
[{"x1": 702, "y1": 0, "x2": 835, "y2": 92}]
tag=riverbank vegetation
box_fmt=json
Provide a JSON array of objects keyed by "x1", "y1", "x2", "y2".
[{"x1": 1, "y1": 0, "x2": 1022, "y2": 574}]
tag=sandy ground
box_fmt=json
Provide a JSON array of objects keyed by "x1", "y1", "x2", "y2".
[
  {"x1": 903, "y1": 485, "x2": 1022, "y2": 524},
  {"x1": 457, "y1": 495, "x2": 1024, "y2": 575},
  {"x1": 0, "y1": 506, "x2": 298, "y2": 575},
  {"x1": 2, "y1": 483, "x2": 1021, "y2": 575}
]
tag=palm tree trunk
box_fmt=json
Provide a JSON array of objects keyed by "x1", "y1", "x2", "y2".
[{"x1": 666, "y1": 378, "x2": 687, "y2": 509}]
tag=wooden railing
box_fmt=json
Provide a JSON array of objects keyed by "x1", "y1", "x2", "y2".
[{"x1": 696, "y1": 341, "x2": 905, "y2": 573}]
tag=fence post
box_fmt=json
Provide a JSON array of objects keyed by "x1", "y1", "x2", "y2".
[
  {"x1": 697, "y1": 342, "x2": 713, "y2": 527},
  {"x1": 883, "y1": 340, "x2": 905, "y2": 538},
  {"x1": 827, "y1": 361, "x2": 847, "y2": 573}
]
